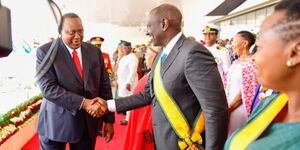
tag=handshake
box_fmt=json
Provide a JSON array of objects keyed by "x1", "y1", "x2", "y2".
[{"x1": 82, "y1": 97, "x2": 109, "y2": 118}]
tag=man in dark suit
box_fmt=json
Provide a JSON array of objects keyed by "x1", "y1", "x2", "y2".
[
  {"x1": 36, "y1": 13, "x2": 114, "y2": 150},
  {"x1": 97, "y1": 4, "x2": 228, "y2": 150}
]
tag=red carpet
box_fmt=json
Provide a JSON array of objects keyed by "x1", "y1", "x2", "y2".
[{"x1": 21, "y1": 114, "x2": 127, "y2": 150}]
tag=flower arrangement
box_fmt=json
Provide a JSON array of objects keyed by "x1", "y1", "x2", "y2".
[{"x1": 0, "y1": 95, "x2": 42, "y2": 145}]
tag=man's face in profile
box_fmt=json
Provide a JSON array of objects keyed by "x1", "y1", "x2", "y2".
[{"x1": 146, "y1": 12, "x2": 164, "y2": 47}]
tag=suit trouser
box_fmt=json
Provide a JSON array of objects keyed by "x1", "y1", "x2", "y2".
[{"x1": 39, "y1": 126, "x2": 96, "y2": 150}]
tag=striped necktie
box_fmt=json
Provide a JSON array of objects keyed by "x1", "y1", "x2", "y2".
[{"x1": 72, "y1": 49, "x2": 83, "y2": 80}]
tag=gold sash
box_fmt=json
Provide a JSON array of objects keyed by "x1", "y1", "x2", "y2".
[
  {"x1": 154, "y1": 59, "x2": 205, "y2": 150},
  {"x1": 229, "y1": 93, "x2": 288, "y2": 150}
]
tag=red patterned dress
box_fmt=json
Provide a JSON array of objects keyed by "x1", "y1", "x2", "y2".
[{"x1": 224, "y1": 58, "x2": 258, "y2": 135}]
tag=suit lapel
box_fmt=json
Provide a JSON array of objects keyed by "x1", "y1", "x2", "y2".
[
  {"x1": 81, "y1": 43, "x2": 90, "y2": 89},
  {"x1": 161, "y1": 35, "x2": 185, "y2": 77},
  {"x1": 59, "y1": 39, "x2": 83, "y2": 85},
  {"x1": 149, "y1": 35, "x2": 186, "y2": 98}
]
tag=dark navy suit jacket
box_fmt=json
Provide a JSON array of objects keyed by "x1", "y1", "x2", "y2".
[{"x1": 36, "y1": 38, "x2": 114, "y2": 143}]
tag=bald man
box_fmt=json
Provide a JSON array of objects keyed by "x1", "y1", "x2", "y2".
[{"x1": 97, "y1": 4, "x2": 228, "y2": 150}]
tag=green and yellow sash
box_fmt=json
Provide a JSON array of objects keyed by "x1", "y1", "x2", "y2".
[
  {"x1": 154, "y1": 59, "x2": 205, "y2": 150},
  {"x1": 229, "y1": 93, "x2": 288, "y2": 150}
]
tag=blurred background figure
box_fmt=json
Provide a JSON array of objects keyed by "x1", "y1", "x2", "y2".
[
  {"x1": 90, "y1": 36, "x2": 113, "y2": 77},
  {"x1": 116, "y1": 41, "x2": 139, "y2": 125},
  {"x1": 133, "y1": 44, "x2": 147, "y2": 80},
  {"x1": 224, "y1": 31, "x2": 258, "y2": 136},
  {"x1": 112, "y1": 41, "x2": 126, "y2": 99},
  {"x1": 202, "y1": 24, "x2": 231, "y2": 82},
  {"x1": 217, "y1": 39, "x2": 227, "y2": 51},
  {"x1": 225, "y1": 38, "x2": 239, "y2": 63}
]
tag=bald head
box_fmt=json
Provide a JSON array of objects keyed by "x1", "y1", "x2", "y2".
[
  {"x1": 151, "y1": 4, "x2": 182, "y2": 32},
  {"x1": 146, "y1": 4, "x2": 183, "y2": 47}
]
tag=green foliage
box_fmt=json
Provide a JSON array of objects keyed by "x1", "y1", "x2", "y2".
[{"x1": 0, "y1": 94, "x2": 42, "y2": 127}]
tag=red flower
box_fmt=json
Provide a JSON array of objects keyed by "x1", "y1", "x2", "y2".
[{"x1": 8, "y1": 111, "x2": 20, "y2": 118}]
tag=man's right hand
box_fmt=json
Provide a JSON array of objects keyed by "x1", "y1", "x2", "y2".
[
  {"x1": 82, "y1": 97, "x2": 108, "y2": 118},
  {"x1": 95, "y1": 97, "x2": 108, "y2": 110}
]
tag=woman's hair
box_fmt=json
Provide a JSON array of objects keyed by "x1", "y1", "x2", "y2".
[
  {"x1": 237, "y1": 31, "x2": 256, "y2": 48},
  {"x1": 275, "y1": 0, "x2": 300, "y2": 21},
  {"x1": 272, "y1": 0, "x2": 300, "y2": 42}
]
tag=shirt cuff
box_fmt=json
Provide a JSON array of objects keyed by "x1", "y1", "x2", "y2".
[{"x1": 107, "y1": 99, "x2": 116, "y2": 112}]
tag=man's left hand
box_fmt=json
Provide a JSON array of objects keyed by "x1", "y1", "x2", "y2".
[
  {"x1": 143, "y1": 130, "x2": 153, "y2": 143},
  {"x1": 103, "y1": 123, "x2": 114, "y2": 143}
]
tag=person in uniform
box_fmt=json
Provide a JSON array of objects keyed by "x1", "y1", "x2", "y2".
[
  {"x1": 90, "y1": 37, "x2": 113, "y2": 76},
  {"x1": 202, "y1": 24, "x2": 231, "y2": 81}
]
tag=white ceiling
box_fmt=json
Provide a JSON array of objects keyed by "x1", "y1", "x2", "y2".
[{"x1": 56, "y1": 0, "x2": 182, "y2": 26}]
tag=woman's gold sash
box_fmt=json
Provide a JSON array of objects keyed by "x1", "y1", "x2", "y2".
[{"x1": 229, "y1": 93, "x2": 288, "y2": 150}]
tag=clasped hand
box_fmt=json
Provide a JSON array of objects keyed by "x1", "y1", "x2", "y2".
[{"x1": 82, "y1": 97, "x2": 108, "y2": 118}]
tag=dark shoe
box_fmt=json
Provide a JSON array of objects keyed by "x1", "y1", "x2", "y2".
[{"x1": 119, "y1": 120, "x2": 128, "y2": 125}]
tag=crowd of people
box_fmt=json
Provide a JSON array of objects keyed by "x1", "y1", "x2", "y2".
[{"x1": 34, "y1": 0, "x2": 300, "y2": 149}]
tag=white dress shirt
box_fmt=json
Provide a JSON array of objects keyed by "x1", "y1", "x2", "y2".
[
  {"x1": 63, "y1": 42, "x2": 83, "y2": 68},
  {"x1": 162, "y1": 32, "x2": 183, "y2": 56}
]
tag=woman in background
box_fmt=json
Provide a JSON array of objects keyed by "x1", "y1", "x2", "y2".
[{"x1": 224, "y1": 31, "x2": 258, "y2": 135}]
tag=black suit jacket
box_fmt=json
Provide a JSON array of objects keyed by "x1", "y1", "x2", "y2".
[
  {"x1": 36, "y1": 38, "x2": 114, "y2": 142},
  {"x1": 116, "y1": 35, "x2": 228, "y2": 150}
]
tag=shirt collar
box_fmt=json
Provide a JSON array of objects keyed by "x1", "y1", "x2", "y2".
[
  {"x1": 163, "y1": 32, "x2": 182, "y2": 55},
  {"x1": 62, "y1": 40, "x2": 83, "y2": 66},
  {"x1": 62, "y1": 40, "x2": 82, "y2": 55},
  {"x1": 205, "y1": 43, "x2": 217, "y2": 48}
]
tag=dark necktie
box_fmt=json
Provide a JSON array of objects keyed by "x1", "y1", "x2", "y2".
[{"x1": 72, "y1": 49, "x2": 83, "y2": 80}]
